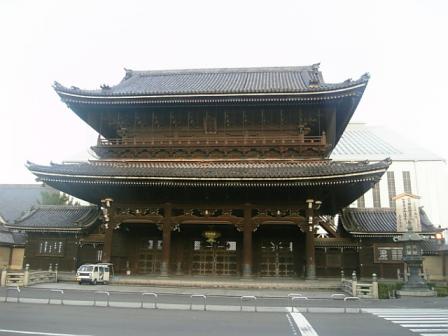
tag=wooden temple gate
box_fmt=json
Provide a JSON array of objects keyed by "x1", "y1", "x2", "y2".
[{"x1": 101, "y1": 202, "x2": 320, "y2": 278}]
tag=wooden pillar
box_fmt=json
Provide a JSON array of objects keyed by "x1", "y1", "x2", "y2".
[
  {"x1": 100, "y1": 198, "x2": 115, "y2": 263},
  {"x1": 160, "y1": 204, "x2": 172, "y2": 276},
  {"x1": 305, "y1": 199, "x2": 316, "y2": 279},
  {"x1": 102, "y1": 224, "x2": 115, "y2": 263},
  {"x1": 242, "y1": 206, "x2": 253, "y2": 278}
]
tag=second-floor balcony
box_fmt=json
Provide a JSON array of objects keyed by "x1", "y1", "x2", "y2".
[{"x1": 96, "y1": 134, "x2": 328, "y2": 148}]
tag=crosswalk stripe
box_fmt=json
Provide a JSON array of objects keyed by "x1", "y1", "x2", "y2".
[
  {"x1": 401, "y1": 324, "x2": 448, "y2": 328},
  {"x1": 368, "y1": 312, "x2": 448, "y2": 316},
  {"x1": 392, "y1": 321, "x2": 448, "y2": 323},
  {"x1": 413, "y1": 331, "x2": 448, "y2": 334},
  {"x1": 365, "y1": 309, "x2": 448, "y2": 336},
  {"x1": 289, "y1": 313, "x2": 319, "y2": 336},
  {"x1": 385, "y1": 318, "x2": 448, "y2": 321}
]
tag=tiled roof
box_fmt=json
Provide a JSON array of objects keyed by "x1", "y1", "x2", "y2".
[
  {"x1": 421, "y1": 239, "x2": 444, "y2": 255},
  {"x1": 0, "y1": 184, "x2": 56, "y2": 222},
  {"x1": 314, "y1": 238, "x2": 359, "y2": 248},
  {"x1": 54, "y1": 65, "x2": 369, "y2": 98},
  {"x1": 0, "y1": 226, "x2": 26, "y2": 246},
  {"x1": 340, "y1": 207, "x2": 438, "y2": 234},
  {"x1": 27, "y1": 159, "x2": 390, "y2": 181},
  {"x1": 0, "y1": 229, "x2": 14, "y2": 245},
  {"x1": 7, "y1": 205, "x2": 99, "y2": 232}
]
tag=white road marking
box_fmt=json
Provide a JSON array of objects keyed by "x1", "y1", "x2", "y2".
[
  {"x1": 0, "y1": 330, "x2": 93, "y2": 336},
  {"x1": 366, "y1": 308, "x2": 448, "y2": 336},
  {"x1": 378, "y1": 314, "x2": 448, "y2": 316},
  {"x1": 367, "y1": 310, "x2": 448, "y2": 314},
  {"x1": 391, "y1": 320, "x2": 448, "y2": 323},
  {"x1": 401, "y1": 324, "x2": 448, "y2": 328},
  {"x1": 289, "y1": 312, "x2": 319, "y2": 336},
  {"x1": 286, "y1": 314, "x2": 299, "y2": 336},
  {"x1": 385, "y1": 318, "x2": 448, "y2": 320},
  {"x1": 412, "y1": 330, "x2": 448, "y2": 333}
]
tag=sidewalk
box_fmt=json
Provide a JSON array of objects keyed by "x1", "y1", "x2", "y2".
[{"x1": 57, "y1": 272, "x2": 342, "y2": 296}]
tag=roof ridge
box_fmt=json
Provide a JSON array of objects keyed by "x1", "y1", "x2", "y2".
[
  {"x1": 346, "y1": 207, "x2": 394, "y2": 212},
  {"x1": 126, "y1": 65, "x2": 318, "y2": 77}
]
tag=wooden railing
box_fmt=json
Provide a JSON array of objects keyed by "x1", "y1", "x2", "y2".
[{"x1": 97, "y1": 135, "x2": 326, "y2": 148}]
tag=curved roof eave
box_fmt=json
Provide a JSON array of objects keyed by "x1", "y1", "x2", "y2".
[
  {"x1": 55, "y1": 82, "x2": 367, "y2": 98},
  {"x1": 26, "y1": 159, "x2": 391, "y2": 183}
]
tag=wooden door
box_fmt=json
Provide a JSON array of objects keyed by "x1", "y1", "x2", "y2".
[
  {"x1": 259, "y1": 240, "x2": 295, "y2": 277},
  {"x1": 191, "y1": 240, "x2": 237, "y2": 276},
  {"x1": 137, "y1": 239, "x2": 162, "y2": 274}
]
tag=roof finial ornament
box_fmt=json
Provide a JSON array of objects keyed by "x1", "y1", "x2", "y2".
[
  {"x1": 361, "y1": 73, "x2": 370, "y2": 81},
  {"x1": 124, "y1": 68, "x2": 134, "y2": 80},
  {"x1": 308, "y1": 63, "x2": 321, "y2": 88},
  {"x1": 100, "y1": 84, "x2": 110, "y2": 90}
]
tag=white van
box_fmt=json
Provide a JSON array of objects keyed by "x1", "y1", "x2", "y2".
[{"x1": 76, "y1": 263, "x2": 112, "y2": 285}]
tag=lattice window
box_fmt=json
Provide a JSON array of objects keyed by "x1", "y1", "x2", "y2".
[
  {"x1": 387, "y1": 171, "x2": 397, "y2": 207},
  {"x1": 97, "y1": 250, "x2": 103, "y2": 262},
  {"x1": 38, "y1": 239, "x2": 65, "y2": 256},
  {"x1": 391, "y1": 248, "x2": 403, "y2": 261}
]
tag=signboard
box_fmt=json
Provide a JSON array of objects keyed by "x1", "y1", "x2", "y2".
[{"x1": 374, "y1": 244, "x2": 403, "y2": 263}]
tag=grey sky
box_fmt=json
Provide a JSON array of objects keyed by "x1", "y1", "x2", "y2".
[{"x1": 1, "y1": 0, "x2": 447, "y2": 183}]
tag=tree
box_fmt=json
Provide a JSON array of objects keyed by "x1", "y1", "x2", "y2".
[{"x1": 39, "y1": 191, "x2": 79, "y2": 205}]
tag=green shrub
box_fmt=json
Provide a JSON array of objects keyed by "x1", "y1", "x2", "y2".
[
  {"x1": 378, "y1": 282, "x2": 403, "y2": 299},
  {"x1": 434, "y1": 286, "x2": 448, "y2": 297},
  {"x1": 427, "y1": 283, "x2": 448, "y2": 297}
]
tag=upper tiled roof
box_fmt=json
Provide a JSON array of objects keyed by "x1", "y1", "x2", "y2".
[
  {"x1": 340, "y1": 207, "x2": 439, "y2": 234},
  {"x1": 54, "y1": 65, "x2": 369, "y2": 98},
  {"x1": 7, "y1": 205, "x2": 99, "y2": 232},
  {"x1": 27, "y1": 159, "x2": 390, "y2": 181},
  {"x1": 332, "y1": 123, "x2": 444, "y2": 161},
  {"x1": 0, "y1": 184, "x2": 56, "y2": 222}
]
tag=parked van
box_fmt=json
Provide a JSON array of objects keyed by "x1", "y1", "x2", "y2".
[{"x1": 76, "y1": 263, "x2": 112, "y2": 285}]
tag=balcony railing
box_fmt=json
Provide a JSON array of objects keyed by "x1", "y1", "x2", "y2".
[{"x1": 97, "y1": 134, "x2": 327, "y2": 148}]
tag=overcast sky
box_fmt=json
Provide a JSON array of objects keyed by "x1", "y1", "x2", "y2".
[{"x1": 1, "y1": 0, "x2": 447, "y2": 183}]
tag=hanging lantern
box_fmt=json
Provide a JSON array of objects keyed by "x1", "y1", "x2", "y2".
[{"x1": 202, "y1": 228, "x2": 221, "y2": 244}]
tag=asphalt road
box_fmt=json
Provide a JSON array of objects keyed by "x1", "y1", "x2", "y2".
[{"x1": 2, "y1": 303, "x2": 447, "y2": 336}]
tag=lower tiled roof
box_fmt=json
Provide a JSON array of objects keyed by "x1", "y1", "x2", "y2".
[
  {"x1": 0, "y1": 229, "x2": 14, "y2": 245},
  {"x1": 0, "y1": 227, "x2": 26, "y2": 246},
  {"x1": 7, "y1": 205, "x2": 99, "y2": 232},
  {"x1": 421, "y1": 239, "x2": 444, "y2": 255},
  {"x1": 314, "y1": 238, "x2": 359, "y2": 248},
  {"x1": 28, "y1": 159, "x2": 391, "y2": 181},
  {"x1": 341, "y1": 207, "x2": 438, "y2": 234}
]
